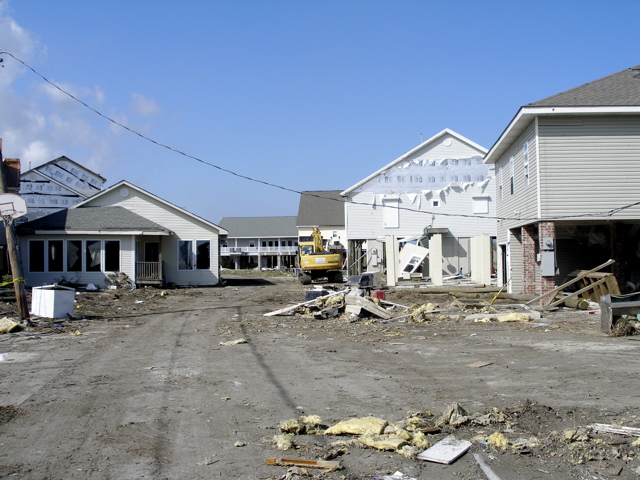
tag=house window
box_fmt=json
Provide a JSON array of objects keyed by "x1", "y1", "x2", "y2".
[
  {"x1": 104, "y1": 240, "x2": 120, "y2": 272},
  {"x1": 178, "y1": 240, "x2": 193, "y2": 270},
  {"x1": 261, "y1": 241, "x2": 266, "y2": 247},
  {"x1": 196, "y1": 240, "x2": 210, "y2": 270},
  {"x1": 86, "y1": 240, "x2": 101, "y2": 272},
  {"x1": 67, "y1": 240, "x2": 82, "y2": 272},
  {"x1": 29, "y1": 240, "x2": 45, "y2": 272},
  {"x1": 432, "y1": 200, "x2": 440, "y2": 208},
  {"x1": 179, "y1": 240, "x2": 211, "y2": 270},
  {"x1": 473, "y1": 196, "x2": 490, "y2": 214},
  {"x1": 48, "y1": 240, "x2": 64, "y2": 272},
  {"x1": 499, "y1": 167, "x2": 503, "y2": 201},
  {"x1": 523, "y1": 142, "x2": 530, "y2": 187},
  {"x1": 509, "y1": 157, "x2": 515, "y2": 195}
]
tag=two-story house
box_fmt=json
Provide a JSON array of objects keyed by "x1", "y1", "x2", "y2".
[
  {"x1": 341, "y1": 129, "x2": 496, "y2": 283},
  {"x1": 218, "y1": 216, "x2": 298, "y2": 270},
  {"x1": 484, "y1": 64, "x2": 640, "y2": 295}
]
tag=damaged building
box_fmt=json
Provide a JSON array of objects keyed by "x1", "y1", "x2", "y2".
[
  {"x1": 341, "y1": 129, "x2": 497, "y2": 285},
  {"x1": 484, "y1": 64, "x2": 640, "y2": 295}
]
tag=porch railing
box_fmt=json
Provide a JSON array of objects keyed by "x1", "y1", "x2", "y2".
[{"x1": 136, "y1": 261, "x2": 163, "y2": 283}]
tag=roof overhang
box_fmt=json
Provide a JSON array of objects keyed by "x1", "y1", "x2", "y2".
[
  {"x1": 484, "y1": 105, "x2": 640, "y2": 164},
  {"x1": 27, "y1": 230, "x2": 172, "y2": 236}
]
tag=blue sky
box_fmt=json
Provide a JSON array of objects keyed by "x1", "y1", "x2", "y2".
[{"x1": 1, "y1": 0, "x2": 639, "y2": 224}]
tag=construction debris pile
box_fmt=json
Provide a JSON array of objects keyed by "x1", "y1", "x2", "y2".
[
  {"x1": 267, "y1": 401, "x2": 640, "y2": 477},
  {"x1": 265, "y1": 287, "x2": 541, "y2": 326}
]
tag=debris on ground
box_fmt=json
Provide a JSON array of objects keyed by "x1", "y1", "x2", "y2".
[
  {"x1": 0, "y1": 316, "x2": 21, "y2": 333},
  {"x1": 416, "y1": 435, "x2": 471, "y2": 464},
  {"x1": 219, "y1": 338, "x2": 248, "y2": 346},
  {"x1": 268, "y1": 399, "x2": 640, "y2": 476}
]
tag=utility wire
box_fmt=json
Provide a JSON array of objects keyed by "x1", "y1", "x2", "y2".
[{"x1": 1, "y1": 49, "x2": 637, "y2": 224}]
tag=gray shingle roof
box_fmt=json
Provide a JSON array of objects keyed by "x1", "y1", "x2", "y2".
[
  {"x1": 529, "y1": 65, "x2": 640, "y2": 107},
  {"x1": 17, "y1": 206, "x2": 170, "y2": 233},
  {"x1": 296, "y1": 191, "x2": 345, "y2": 227},
  {"x1": 218, "y1": 216, "x2": 298, "y2": 238}
]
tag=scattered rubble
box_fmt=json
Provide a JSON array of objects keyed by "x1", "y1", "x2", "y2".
[{"x1": 268, "y1": 400, "x2": 640, "y2": 476}]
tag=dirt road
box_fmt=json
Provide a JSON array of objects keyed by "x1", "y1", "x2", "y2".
[{"x1": 1, "y1": 275, "x2": 640, "y2": 479}]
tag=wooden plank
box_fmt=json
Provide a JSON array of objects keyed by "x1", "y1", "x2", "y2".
[
  {"x1": 525, "y1": 259, "x2": 615, "y2": 306},
  {"x1": 543, "y1": 277, "x2": 608, "y2": 309},
  {"x1": 265, "y1": 457, "x2": 340, "y2": 470},
  {"x1": 263, "y1": 290, "x2": 344, "y2": 317},
  {"x1": 588, "y1": 423, "x2": 640, "y2": 437}
]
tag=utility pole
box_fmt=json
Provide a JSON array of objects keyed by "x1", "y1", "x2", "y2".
[{"x1": 0, "y1": 139, "x2": 30, "y2": 322}]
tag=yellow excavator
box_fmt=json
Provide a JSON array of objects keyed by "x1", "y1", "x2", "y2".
[{"x1": 297, "y1": 227, "x2": 343, "y2": 284}]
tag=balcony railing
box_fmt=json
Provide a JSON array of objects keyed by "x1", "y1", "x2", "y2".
[{"x1": 221, "y1": 246, "x2": 298, "y2": 255}]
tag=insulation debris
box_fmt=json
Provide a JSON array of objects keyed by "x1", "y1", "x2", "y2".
[
  {"x1": 436, "y1": 402, "x2": 469, "y2": 427},
  {"x1": 324, "y1": 416, "x2": 388, "y2": 436},
  {"x1": 497, "y1": 312, "x2": 531, "y2": 322},
  {"x1": 0, "y1": 317, "x2": 21, "y2": 334}
]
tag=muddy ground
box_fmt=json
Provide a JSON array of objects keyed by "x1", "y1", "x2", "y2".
[{"x1": 1, "y1": 274, "x2": 640, "y2": 479}]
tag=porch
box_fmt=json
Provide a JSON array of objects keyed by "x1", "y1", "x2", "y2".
[{"x1": 136, "y1": 260, "x2": 164, "y2": 286}]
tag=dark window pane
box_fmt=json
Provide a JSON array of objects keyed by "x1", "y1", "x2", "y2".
[
  {"x1": 196, "y1": 240, "x2": 210, "y2": 270},
  {"x1": 86, "y1": 241, "x2": 101, "y2": 272},
  {"x1": 67, "y1": 240, "x2": 82, "y2": 272},
  {"x1": 178, "y1": 240, "x2": 193, "y2": 270},
  {"x1": 48, "y1": 240, "x2": 63, "y2": 272},
  {"x1": 29, "y1": 241, "x2": 45, "y2": 272},
  {"x1": 105, "y1": 241, "x2": 120, "y2": 271}
]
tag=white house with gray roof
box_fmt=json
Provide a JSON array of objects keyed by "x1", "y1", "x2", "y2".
[
  {"x1": 484, "y1": 64, "x2": 640, "y2": 295},
  {"x1": 18, "y1": 180, "x2": 227, "y2": 288},
  {"x1": 218, "y1": 216, "x2": 298, "y2": 270}
]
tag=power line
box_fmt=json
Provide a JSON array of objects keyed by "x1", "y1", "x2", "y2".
[{"x1": 1, "y1": 49, "x2": 637, "y2": 224}]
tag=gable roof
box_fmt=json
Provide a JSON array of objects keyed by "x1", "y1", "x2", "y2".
[
  {"x1": 219, "y1": 216, "x2": 298, "y2": 238},
  {"x1": 75, "y1": 180, "x2": 227, "y2": 235},
  {"x1": 296, "y1": 191, "x2": 345, "y2": 227},
  {"x1": 17, "y1": 206, "x2": 170, "y2": 235},
  {"x1": 23, "y1": 155, "x2": 107, "y2": 183},
  {"x1": 529, "y1": 65, "x2": 640, "y2": 107},
  {"x1": 485, "y1": 65, "x2": 640, "y2": 164},
  {"x1": 341, "y1": 129, "x2": 487, "y2": 196}
]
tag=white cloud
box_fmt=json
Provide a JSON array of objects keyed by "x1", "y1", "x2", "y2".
[
  {"x1": 0, "y1": 1, "x2": 158, "y2": 174},
  {"x1": 130, "y1": 93, "x2": 161, "y2": 116}
]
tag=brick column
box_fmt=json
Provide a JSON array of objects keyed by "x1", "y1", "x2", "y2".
[
  {"x1": 538, "y1": 221, "x2": 556, "y2": 295},
  {"x1": 522, "y1": 225, "x2": 536, "y2": 295}
]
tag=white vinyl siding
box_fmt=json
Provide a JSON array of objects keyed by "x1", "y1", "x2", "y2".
[
  {"x1": 494, "y1": 121, "x2": 538, "y2": 243},
  {"x1": 346, "y1": 182, "x2": 496, "y2": 241},
  {"x1": 86, "y1": 187, "x2": 221, "y2": 286},
  {"x1": 537, "y1": 116, "x2": 640, "y2": 219}
]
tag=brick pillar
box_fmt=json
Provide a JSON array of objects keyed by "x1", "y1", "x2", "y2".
[
  {"x1": 538, "y1": 221, "x2": 556, "y2": 295},
  {"x1": 522, "y1": 225, "x2": 536, "y2": 295}
]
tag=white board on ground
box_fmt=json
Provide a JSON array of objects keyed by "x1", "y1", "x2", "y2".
[{"x1": 417, "y1": 435, "x2": 472, "y2": 464}]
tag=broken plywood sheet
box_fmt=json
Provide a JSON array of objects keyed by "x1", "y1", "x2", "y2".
[
  {"x1": 417, "y1": 435, "x2": 472, "y2": 464},
  {"x1": 344, "y1": 296, "x2": 392, "y2": 319}
]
